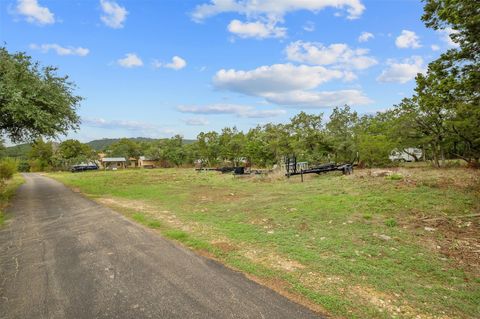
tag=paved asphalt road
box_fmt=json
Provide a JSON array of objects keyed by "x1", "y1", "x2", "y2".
[{"x1": 0, "y1": 174, "x2": 322, "y2": 319}]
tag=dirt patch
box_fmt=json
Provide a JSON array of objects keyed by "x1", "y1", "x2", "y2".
[
  {"x1": 96, "y1": 197, "x2": 189, "y2": 231},
  {"x1": 211, "y1": 240, "x2": 238, "y2": 253},
  {"x1": 297, "y1": 271, "x2": 444, "y2": 318},
  {"x1": 190, "y1": 186, "x2": 246, "y2": 204},
  {"x1": 243, "y1": 249, "x2": 305, "y2": 272},
  {"x1": 420, "y1": 216, "x2": 480, "y2": 276},
  {"x1": 348, "y1": 285, "x2": 449, "y2": 319}
]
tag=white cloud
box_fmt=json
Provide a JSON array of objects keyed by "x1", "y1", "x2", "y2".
[
  {"x1": 165, "y1": 56, "x2": 187, "y2": 70},
  {"x1": 377, "y1": 56, "x2": 425, "y2": 84},
  {"x1": 213, "y1": 63, "x2": 371, "y2": 108},
  {"x1": 358, "y1": 31, "x2": 374, "y2": 42},
  {"x1": 303, "y1": 21, "x2": 315, "y2": 32},
  {"x1": 117, "y1": 53, "x2": 143, "y2": 68},
  {"x1": 15, "y1": 0, "x2": 54, "y2": 25},
  {"x1": 192, "y1": 0, "x2": 366, "y2": 22},
  {"x1": 285, "y1": 41, "x2": 377, "y2": 70},
  {"x1": 431, "y1": 44, "x2": 440, "y2": 51},
  {"x1": 227, "y1": 19, "x2": 286, "y2": 39},
  {"x1": 100, "y1": 0, "x2": 128, "y2": 29},
  {"x1": 264, "y1": 90, "x2": 372, "y2": 108},
  {"x1": 214, "y1": 63, "x2": 345, "y2": 95},
  {"x1": 152, "y1": 56, "x2": 187, "y2": 70},
  {"x1": 177, "y1": 104, "x2": 287, "y2": 118},
  {"x1": 395, "y1": 30, "x2": 421, "y2": 49},
  {"x1": 184, "y1": 117, "x2": 210, "y2": 126},
  {"x1": 30, "y1": 43, "x2": 89, "y2": 56},
  {"x1": 438, "y1": 27, "x2": 460, "y2": 48}
]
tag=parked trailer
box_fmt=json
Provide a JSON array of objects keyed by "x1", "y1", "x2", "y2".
[
  {"x1": 195, "y1": 167, "x2": 236, "y2": 173},
  {"x1": 284, "y1": 156, "x2": 353, "y2": 180}
]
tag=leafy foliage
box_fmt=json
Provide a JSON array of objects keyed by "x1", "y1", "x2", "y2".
[
  {"x1": 0, "y1": 47, "x2": 81, "y2": 143},
  {"x1": 0, "y1": 158, "x2": 16, "y2": 180}
]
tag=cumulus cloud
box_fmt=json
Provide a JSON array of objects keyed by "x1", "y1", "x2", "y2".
[
  {"x1": 227, "y1": 19, "x2": 286, "y2": 39},
  {"x1": 177, "y1": 104, "x2": 287, "y2": 118},
  {"x1": 214, "y1": 63, "x2": 346, "y2": 95},
  {"x1": 184, "y1": 117, "x2": 210, "y2": 126},
  {"x1": 264, "y1": 90, "x2": 372, "y2": 108},
  {"x1": 377, "y1": 56, "x2": 425, "y2": 84},
  {"x1": 15, "y1": 0, "x2": 55, "y2": 25},
  {"x1": 431, "y1": 44, "x2": 440, "y2": 51},
  {"x1": 30, "y1": 43, "x2": 89, "y2": 56},
  {"x1": 83, "y1": 118, "x2": 176, "y2": 137},
  {"x1": 117, "y1": 53, "x2": 143, "y2": 68},
  {"x1": 165, "y1": 56, "x2": 187, "y2": 70},
  {"x1": 192, "y1": 1, "x2": 364, "y2": 39},
  {"x1": 192, "y1": 0, "x2": 366, "y2": 22},
  {"x1": 152, "y1": 56, "x2": 187, "y2": 70},
  {"x1": 395, "y1": 30, "x2": 421, "y2": 49},
  {"x1": 213, "y1": 63, "x2": 371, "y2": 108},
  {"x1": 100, "y1": 0, "x2": 128, "y2": 29},
  {"x1": 358, "y1": 31, "x2": 374, "y2": 42},
  {"x1": 285, "y1": 41, "x2": 377, "y2": 70}
]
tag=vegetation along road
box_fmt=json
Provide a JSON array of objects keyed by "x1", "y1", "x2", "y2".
[{"x1": 0, "y1": 173, "x2": 320, "y2": 319}]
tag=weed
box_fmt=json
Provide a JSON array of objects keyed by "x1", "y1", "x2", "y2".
[{"x1": 384, "y1": 218, "x2": 397, "y2": 227}]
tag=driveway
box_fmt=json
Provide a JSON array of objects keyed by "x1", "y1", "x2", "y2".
[{"x1": 0, "y1": 173, "x2": 322, "y2": 319}]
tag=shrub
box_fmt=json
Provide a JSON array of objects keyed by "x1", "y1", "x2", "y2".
[
  {"x1": 17, "y1": 161, "x2": 30, "y2": 172},
  {"x1": 0, "y1": 158, "x2": 17, "y2": 180},
  {"x1": 29, "y1": 159, "x2": 51, "y2": 172}
]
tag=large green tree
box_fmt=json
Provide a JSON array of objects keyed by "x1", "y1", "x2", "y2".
[
  {"x1": 0, "y1": 47, "x2": 82, "y2": 143},
  {"x1": 419, "y1": 0, "x2": 480, "y2": 164}
]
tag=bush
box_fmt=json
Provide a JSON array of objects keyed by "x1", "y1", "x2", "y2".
[
  {"x1": 17, "y1": 161, "x2": 30, "y2": 172},
  {"x1": 29, "y1": 159, "x2": 51, "y2": 172},
  {"x1": 0, "y1": 158, "x2": 17, "y2": 180}
]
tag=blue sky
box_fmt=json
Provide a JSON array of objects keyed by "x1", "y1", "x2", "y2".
[{"x1": 1, "y1": 0, "x2": 457, "y2": 142}]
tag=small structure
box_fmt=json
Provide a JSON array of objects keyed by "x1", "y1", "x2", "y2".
[
  {"x1": 389, "y1": 148, "x2": 423, "y2": 162},
  {"x1": 138, "y1": 156, "x2": 158, "y2": 168},
  {"x1": 101, "y1": 157, "x2": 127, "y2": 170}
]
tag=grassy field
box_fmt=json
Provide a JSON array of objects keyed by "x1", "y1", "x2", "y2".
[
  {"x1": 49, "y1": 168, "x2": 480, "y2": 319},
  {"x1": 0, "y1": 174, "x2": 25, "y2": 225}
]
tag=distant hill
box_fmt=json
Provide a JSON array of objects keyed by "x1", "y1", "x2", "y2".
[
  {"x1": 86, "y1": 137, "x2": 158, "y2": 150},
  {"x1": 2, "y1": 137, "x2": 197, "y2": 158},
  {"x1": 2, "y1": 143, "x2": 32, "y2": 159},
  {"x1": 87, "y1": 137, "x2": 196, "y2": 150}
]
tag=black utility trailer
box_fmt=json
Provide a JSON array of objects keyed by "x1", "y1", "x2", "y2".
[
  {"x1": 195, "y1": 167, "x2": 237, "y2": 173},
  {"x1": 284, "y1": 156, "x2": 353, "y2": 180}
]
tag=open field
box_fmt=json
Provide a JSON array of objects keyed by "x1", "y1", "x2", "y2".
[
  {"x1": 49, "y1": 168, "x2": 480, "y2": 319},
  {"x1": 0, "y1": 174, "x2": 24, "y2": 226}
]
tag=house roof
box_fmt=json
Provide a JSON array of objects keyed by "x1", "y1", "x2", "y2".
[
  {"x1": 102, "y1": 157, "x2": 126, "y2": 162},
  {"x1": 139, "y1": 156, "x2": 155, "y2": 161}
]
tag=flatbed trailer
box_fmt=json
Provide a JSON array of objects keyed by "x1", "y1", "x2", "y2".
[
  {"x1": 286, "y1": 163, "x2": 353, "y2": 177},
  {"x1": 284, "y1": 156, "x2": 353, "y2": 179},
  {"x1": 195, "y1": 167, "x2": 236, "y2": 173}
]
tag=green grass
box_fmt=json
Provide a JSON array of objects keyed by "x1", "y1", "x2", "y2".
[
  {"x1": 0, "y1": 174, "x2": 25, "y2": 225},
  {"x1": 49, "y1": 168, "x2": 480, "y2": 318}
]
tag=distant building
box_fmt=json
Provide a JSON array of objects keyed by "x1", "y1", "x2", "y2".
[
  {"x1": 138, "y1": 156, "x2": 159, "y2": 168},
  {"x1": 101, "y1": 157, "x2": 127, "y2": 169},
  {"x1": 389, "y1": 148, "x2": 423, "y2": 162}
]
